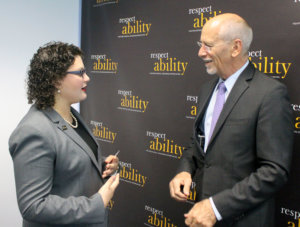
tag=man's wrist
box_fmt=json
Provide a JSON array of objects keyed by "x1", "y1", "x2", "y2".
[{"x1": 209, "y1": 197, "x2": 222, "y2": 221}]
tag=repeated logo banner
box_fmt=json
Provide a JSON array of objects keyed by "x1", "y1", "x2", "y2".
[
  {"x1": 186, "y1": 182, "x2": 197, "y2": 205},
  {"x1": 185, "y1": 95, "x2": 198, "y2": 120},
  {"x1": 90, "y1": 54, "x2": 118, "y2": 75},
  {"x1": 144, "y1": 205, "x2": 178, "y2": 227},
  {"x1": 119, "y1": 160, "x2": 147, "y2": 187},
  {"x1": 292, "y1": 0, "x2": 300, "y2": 26},
  {"x1": 118, "y1": 16, "x2": 152, "y2": 38},
  {"x1": 149, "y1": 52, "x2": 189, "y2": 76},
  {"x1": 90, "y1": 120, "x2": 117, "y2": 143},
  {"x1": 188, "y1": 6, "x2": 222, "y2": 33},
  {"x1": 280, "y1": 207, "x2": 300, "y2": 226},
  {"x1": 81, "y1": 0, "x2": 300, "y2": 226},
  {"x1": 292, "y1": 104, "x2": 300, "y2": 134},
  {"x1": 248, "y1": 50, "x2": 292, "y2": 79},
  {"x1": 145, "y1": 130, "x2": 185, "y2": 159},
  {"x1": 93, "y1": 0, "x2": 118, "y2": 7},
  {"x1": 117, "y1": 90, "x2": 149, "y2": 113}
]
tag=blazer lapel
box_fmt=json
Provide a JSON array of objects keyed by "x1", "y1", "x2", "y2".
[
  {"x1": 194, "y1": 78, "x2": 219, "y2": 156},
  {"x1": 70, "y1": 108, "x2": 103, "y2": 163},
  {"x1": 71, "y1": 108, "x2": 99, "y2": 147},
  {"x1": 42, "y1": 108, "x2": 103, "y2": 176},
  {"x1": 195, "y1": 78, "x2": 219, "y2": 127},
  {"x1": 207, "y1": 63, "x2": 255, "y2": 150}
]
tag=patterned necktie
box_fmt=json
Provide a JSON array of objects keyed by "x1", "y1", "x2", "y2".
[{"x1": 207, "y1": 81, "x2": 227, "y2": 143}]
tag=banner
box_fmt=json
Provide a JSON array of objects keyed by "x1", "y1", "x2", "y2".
[{"x1": 81, "y1": 0, "x2": 300, "y2": 226}]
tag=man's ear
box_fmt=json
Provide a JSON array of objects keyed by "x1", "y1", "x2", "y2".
[{"x1": 231, "y1": 39, "x2": 242, "y2": 58}]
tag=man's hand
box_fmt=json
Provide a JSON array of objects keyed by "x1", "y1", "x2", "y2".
[
  {"x1": 102, "y1": 155, "x2": 119, "y2": 178},
  {"x1": 169, "y1": 172, "x2": 192, "y2": 202},
  {"x1": 98, "y1": 174, "x2": 119, "y2": 207},
  {"x1": 184, "y1": 199, "x2": 217, "y2": 227}
]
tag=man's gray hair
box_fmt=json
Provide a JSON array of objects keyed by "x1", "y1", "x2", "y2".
[{"x1": 219, "y1": 19, "x2": 253, "y2": 56}]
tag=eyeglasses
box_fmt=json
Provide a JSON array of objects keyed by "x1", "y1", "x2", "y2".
[
  {"x1": 197, "y1": 41, "x2": 213, "y2": 52},
  {"x1": 66, "y1": 69, "x2": 86, "y2": 78},
  {"x1": 197, "y1": 41, "x2": 228, "y2": 52}
]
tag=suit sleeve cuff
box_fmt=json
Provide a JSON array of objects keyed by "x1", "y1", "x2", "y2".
[{"x1": 209, "y1": 197, "x2": 222, "y2": 221}]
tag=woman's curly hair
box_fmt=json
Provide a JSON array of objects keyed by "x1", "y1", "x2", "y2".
[{"x1": 27, "y1": 41, "x2": 83, "y2": 109}]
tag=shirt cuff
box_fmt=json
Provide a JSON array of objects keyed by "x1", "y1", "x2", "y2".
[{"x1": 209, "y1": 197, "x2": 222, "y2": 221}]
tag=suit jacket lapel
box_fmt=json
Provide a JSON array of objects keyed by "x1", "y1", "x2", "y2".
[
  {"x1": 207, "y1": 63, "x2": 255, "y2": 150},
  {"x1": 194, "y1": 78, "x2": 219, "y2": 156},
  {"x1": 70, "y1": 108, "x2": 103, "y2": 165},
  {"x1": 42, "y1": 107, "x2": 103, "y2": 176},
  {"x1": 195, "y1": 78, "x2": 219, "y2": 127},
  {"x1": 71, "y1": 108, "x2": 99, "y2": 148}
]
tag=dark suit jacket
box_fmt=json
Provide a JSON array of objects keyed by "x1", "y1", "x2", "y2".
[
  {"x1": 178, "y1": 63, "x2": 294, "y2": 227},
  {"x1": 9, "y1": 106, "x2": 108, "y2": 227}
]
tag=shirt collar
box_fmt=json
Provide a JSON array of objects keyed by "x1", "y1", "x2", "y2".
[{"x1": 218, "y1": 60, "x2": 249, "y2": 93}]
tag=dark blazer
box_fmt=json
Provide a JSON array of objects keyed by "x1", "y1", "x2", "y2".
[
  {"x1": 178, "y1": 63, "x2": 294, "y2": 227},
  {"x1": 9, "y1": 106, "x2": 108, "y2": 227}
]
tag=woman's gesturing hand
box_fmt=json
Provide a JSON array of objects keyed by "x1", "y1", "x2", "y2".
[{"x1": 98, "y1": 174, "x2": 120, "y2": 207}]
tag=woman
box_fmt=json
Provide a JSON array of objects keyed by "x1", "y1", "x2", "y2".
[{"x1": 9, "y1": 41, "x2": 119, "y2": 227}]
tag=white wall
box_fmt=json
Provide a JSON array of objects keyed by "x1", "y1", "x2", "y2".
[{"x1": 0, "y1": 0, "x2": 81, "y2": 225}]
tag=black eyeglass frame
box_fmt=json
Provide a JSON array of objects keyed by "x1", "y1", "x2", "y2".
[{"x1": 66, "y1": 69, "x2": 86, "y2": 77}]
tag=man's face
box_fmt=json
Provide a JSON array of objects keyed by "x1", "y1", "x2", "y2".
[{"x1": 198, "y1": 25, "x2": 232, "y2": 78}]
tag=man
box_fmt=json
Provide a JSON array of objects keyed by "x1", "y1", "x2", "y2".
[{"x1": 169, "y1": 13, "x2": 293, "y2": 227}]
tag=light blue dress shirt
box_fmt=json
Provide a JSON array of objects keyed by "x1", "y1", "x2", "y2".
[{"x1": 203, "y1": 61, "x2": 249, "y2": 221}]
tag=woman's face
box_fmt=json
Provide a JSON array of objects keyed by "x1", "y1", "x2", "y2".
[{"x1": 57, "y1": 56, "x2": 90, "y2": 105}]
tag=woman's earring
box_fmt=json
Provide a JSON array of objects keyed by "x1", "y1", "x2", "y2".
[{"x1": 57, "y1": 89, "x2": 61, "y2": 93}]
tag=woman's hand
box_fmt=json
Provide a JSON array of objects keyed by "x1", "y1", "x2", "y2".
[
  {"x1": 98, "y1": 174, "x2": 119, "y2": 207},
  {"x1": 102, "y1": 155, "x2": 119, "y2": 178}
]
